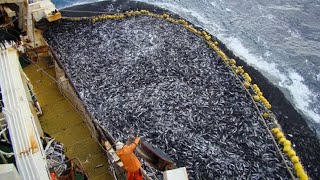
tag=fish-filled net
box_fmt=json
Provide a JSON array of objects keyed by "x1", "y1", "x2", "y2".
[{"x1": 44, "y1": 16, "x2": 290, "y2": 179}]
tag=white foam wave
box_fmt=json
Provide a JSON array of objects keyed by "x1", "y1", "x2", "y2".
[
  {"x1": 223, "y1": 37, "x2": 320, "y2": 123},
  {"x1": 282, "y1": 71, "x2": 320, "y2": 123},
  {"x1": 138, "y1": 1, "x2": 223, "y2": 33},
  {"x1": 57, "y1": 0, "x2": 106, "y2": 9}
]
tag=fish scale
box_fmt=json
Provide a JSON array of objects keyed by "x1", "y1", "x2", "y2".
[{"x1": 44, "y1": 16, "x2": 291, "y2": 179}]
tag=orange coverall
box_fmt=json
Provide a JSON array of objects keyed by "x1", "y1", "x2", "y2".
[{"x1": 116, "y1": 137, "x2": 143, "y2": 180}]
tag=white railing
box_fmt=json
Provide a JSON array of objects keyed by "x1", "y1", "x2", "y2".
[{"x1": 0, "y1": 42, "x2": 50, "y2": 180}]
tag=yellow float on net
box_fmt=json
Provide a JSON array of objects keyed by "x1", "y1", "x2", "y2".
[
  {"x1": 178, "y1": 19, "x2": 188, "y2": 25},
  {"x1": 262, "y1": 99, "x2": 269, "y2": 105},
  {"x1": 134, "y1": 10, "x2": 141, "y2": 15},
  {"x1": 146, "y1": 12, "x2": 154, "y2": 17},
  {"x1": 243, "y1": 81, "x2": 251, "y2": 89},
  {"x1": 162, "y1": 13, "x2": 169, "y2": 19},
  {"x1": 125, "y1": 11, "x2": 133, "y2": 17},
  {"x1": 239, "y1": 68, "x2": 244, "y2": 74},
  {"x1": 291, "y1": 156, "x2": 300, "y2": 164},
  {"x1": 205, "y1": 35, "x2": 211, "y2": 41},
  {"x1": 243, "y1": 73, "x2": 251, "y2": 82},
  {"x1": 296, "y1": 168, "x2": 305, "y2": 178},
  {"x1": 230, "y1": 59, "x2": 237, "y2": 65},
  {"x1": 187, "y1": 26, "x2": 198, "y2": 34},
  {"x1": 275, "y1": 132, "x2": 284, "y2": 139},
  {"x1": 171, "y1": 19, "x2": 178, "y2": 24},
  {"x1": 278, "y1": 137, "x2": 286, "y2": 144},
  {"x1": 140, "y1": 9, "x2": 149, "y2": 14},
  {"x1": 260, "y1": 96, "x2": 267, "y2": 103},
  {"x1": 287, "y1": 149, "x2": 296, "y2": 157},
  {"x1": 294, "y1": 163, "x2": 303, "y2": 171},
  {"x1": 272, "y1": 128, "x2": 281, "y2": 135},
  {"x1": 299, "y1": 172, "x2": 309, "y2": 180},
  {"x1": 283, "y1": 140, "x2": 292, "y2": 146},
  {"x1": 253, "y1": 95, "x2": 260, "y2": 102},
  {"x1": 283, "y1": 145, "x2": 291, "y2": 153},
  {"x1": 224, "y1": 58, "x2": 230, "y2": 65},
  {"x1": 254, "y1": 86, "x2": 261, "y2": 93},
  {"x1": 231, "y1": 64, "x2": 237, "y2": 71},
  {"x1": 265, "y1": 103, "x2": 272, "y2": 109},
  {"x1": 236, "y1": 66, "x2": 244, "y2": 74},
  {"x1": 202, "y1": 31, "x2": 208, "y2": 36},
  {"x1": 262, "y1": 112, "x2": 269, "y2": 119},
  {"x1": 217, "y1": 51, "x2": 227, "y2": 60}
]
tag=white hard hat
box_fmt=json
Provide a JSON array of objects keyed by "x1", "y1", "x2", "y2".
[{"x1": 115, "y1": 142, "x2": 124, "y2": 150}]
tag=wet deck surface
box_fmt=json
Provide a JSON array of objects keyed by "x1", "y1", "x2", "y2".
[{"x1": 23, "y1": 59, "x2": 113, "y2": 180}]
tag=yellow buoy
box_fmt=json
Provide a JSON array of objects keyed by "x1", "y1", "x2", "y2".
[
  {"x1": 202, "y1": 31, "x2": 208, "y2": 36},
  {"x1": 283, "y1": 145, "x2": 291, "y2": 153},
  {"x1": 283, "y1": 140, "x2": 292, "y2": 146},
  {"x1": 230, "y1": 59, "x2": 236, "y2": 65},
  {"x1": 291, "y1": 156, "x2": 300, "y2": 164},
  {"x1": 243, "y1": 73, "x2": 252, "y2": 83},
  {"x1": 205, "y1": 35, "x2": 211, "y2": 40},
  {"x1": 231, "y1": 64, "x2": 237, "y2": 70},
  {"x1": 179, "y1": 19, "x2": 188, "y2": 25},
  {"x1": 266, "y1": 103, "x2": 272, "y2": 109},
  {"x1": 287, "y1": 149, "x2": 296, "y2": 157},
  {"x1": 272, "y1": 128, "x2": 281, "y2": 135},
  {"x1": 236, "y1": 66, "x2": 244, "y2": 74},
  {"x1": 254, "y1": 87, "x2": 261, "y2": 93},
  {"x1": 278, "y1": 137, "x2": 286, "y2": 144},
  {"x1": 253, "y1": 95, "x2": 260, "y2": 101},
  {"x1": 257, "y1": 92, "x2": 263, "y2": 96},
  {"x1": 262, "y1": 112, "x2": 269, "y2": 119},
  {"x1": 162, "y1": 13, "x2": 169, "y2": 19},
  {"x1": 262, "y1": 100, "x2": 268, "y2": 106},
  {"x1": 299, "y1": 172, "x2": 308, "y2": 180},
  {"x1": 296, "y1": 168, "x2": 305, "y2": 177},
  {"x1": 294, "y1": 163, "x2": 303, "y2": 171},
  {"x1": 275, "y1": 132, "x2": 284, "y2": 139},
  {"x1": 243, "y1": 82, "x2": 251, "y2": 89}
]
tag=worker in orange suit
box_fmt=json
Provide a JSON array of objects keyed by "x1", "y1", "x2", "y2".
[{"x1": 116, "y1": 137, "x2": 143, "y2": 180}]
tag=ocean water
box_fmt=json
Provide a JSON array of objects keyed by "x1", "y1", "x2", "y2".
[{"x1": 52, "y1": 0, "x2": 320, "y2": 136}]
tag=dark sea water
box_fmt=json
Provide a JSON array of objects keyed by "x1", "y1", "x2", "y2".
[{"x1": 50, "y1": 0, "x2": 320, "y2": 178}]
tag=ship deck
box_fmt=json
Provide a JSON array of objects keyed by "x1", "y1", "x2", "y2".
[{"x1": 23, "y1": 59, "x2": 113, "y2": 180}]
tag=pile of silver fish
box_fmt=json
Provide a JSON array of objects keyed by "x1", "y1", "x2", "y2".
[{"x1": 44, "y1": 16, "x2": 291, "y2": 179}]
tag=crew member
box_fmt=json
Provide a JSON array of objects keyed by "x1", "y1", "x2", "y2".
[{"x1": 116, "y1": 137, "x2": 143, "y2": 180}]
